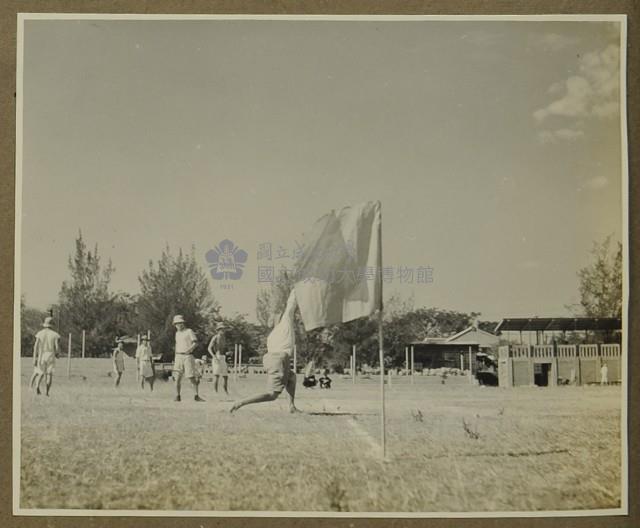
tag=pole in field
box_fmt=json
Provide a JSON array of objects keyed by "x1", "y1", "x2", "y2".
[
  {"x1": 239, "y1": 344, "x2": 243, "y2": 376},
  {"x1": 405, "y1": 346, "x2": 409, "y2": 375},
  {"x1": 377, "y1": 207, "x2": 385, "y2": 459},
  {"x1": 352, "y1": 344, "x2": 356, "y2": 384},
  {"x1": 136, "y1": 334, "x2": 141, "y2": 381},
  {"x1": 468, "y1": 345, "x2": 473, "y2": 383},
  {"x1": 410, "y1": 345, "x2": 415, "y2": 384},
  {"x1": 82, "y1": 330, "x2": 86, "y2": 359},
  {"x1": 350, "y1": 355, "x2": 354, "y2": 381},
  {"x1": 378, "y1": 309, "x2": 385, "y2": 458},
  {"x1": 67, "y1": 333, "x2": 72, "y2": 378},
  {"x1": 234, "y1": 343, "x2": 238, "y2": 382}
]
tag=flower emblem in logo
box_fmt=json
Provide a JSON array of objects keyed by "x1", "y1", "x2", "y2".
[{"x1": 206, "y1": 239, "x2": 248, "y2": 280}]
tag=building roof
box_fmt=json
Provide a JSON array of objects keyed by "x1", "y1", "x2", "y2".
[
  {"x1": 494, "y1": 317, "x2": 621, "y2": 333},
  {"x1": 411, "y1": 325, "x2": 499, "y2": 347},
  {"x1": 447, "y1": 326, "x2": 498, "y2": 342}
]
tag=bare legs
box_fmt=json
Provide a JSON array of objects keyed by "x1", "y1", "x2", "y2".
[
  {"x1": 114, "y1": 371, "x2": 123, "y2": 388},
  {"x1": 175, "y1": 373, "x2": 183, "y2": 400},
  {"x1": 141, "y1": 376, "x2": 154, "y2": 392},
  {"x1": 285, "y1": 373, "x2": 299, "y2": 413},
  {"x1": 31, "y1": 371, "x2": 48, "y2": 395},
  {"x1": 192, "y1": 377, "x2": 202, "y2": 399},
  {"x1": 229, "y1": 391, "x2": 279, "y2": 412},
  {"x1": 213, "y1": 375, "x2": 229, "y2": 395},
  {"x1": 175, "y1": 373, "x2": 203, "y2": 401},
  {"x1": 30, "y1": 370, "x2": 42, "y2": 394},
  {"x1": 230, "y1": 372, "x2": 298, "y2": 413}
]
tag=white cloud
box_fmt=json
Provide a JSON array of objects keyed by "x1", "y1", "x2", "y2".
[
  {"x1": 533, "y1": 43, "x2": 620, "y2": 129},
  {"x1": 534, "y1": 76, "x2": 592, "y2": 121},
  {"x1": 537, "y1": 127, "x2": 584, "y2": 144},
  {"x1": 531, "y1": 33, "x2": 580, "y2": 52}
]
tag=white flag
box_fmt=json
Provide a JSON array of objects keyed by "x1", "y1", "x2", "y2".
[{"x1": 293, "y1": 201, "x2": 382, "y2": 331}]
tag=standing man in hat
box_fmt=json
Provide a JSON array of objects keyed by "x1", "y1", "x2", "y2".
[
  {"x1": 30, "y1": 316, "x2": 61, "y2": 396},
  {"x1": 172, "y1": 315, "x2": 205, "y2": 402},
  {"x1": 208, "y1": 323, "x2": 229, "y2": 395}
]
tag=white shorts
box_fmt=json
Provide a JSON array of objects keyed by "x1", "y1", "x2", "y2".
[
  {"x1": 263, "y1": 352, "x2": 294, "y2": 394},
  {"x1": 173, "y1": 354, "x2": 197, "y2": 378},
  {"x1": 212, "y1": 363, "x2": 228, "y2": 376},
  {"x1": 38, "y1": 352, "x2": 56, "y2": 375},
  {"x1": 139, "y1": 360, "x2": 154, "y2": 379}
]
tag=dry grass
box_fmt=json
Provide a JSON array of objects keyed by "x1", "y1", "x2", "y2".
[{"x1": 19, "y1": 358, "x2": 622, "y2": 512}]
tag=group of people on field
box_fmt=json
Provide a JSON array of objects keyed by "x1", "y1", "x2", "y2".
[
  {"x1": 29, "y1": 299, "x2": 301, "y2": 413},
  {"x1": 110, "y1": 316, "x2": 231, "y2": 402}
]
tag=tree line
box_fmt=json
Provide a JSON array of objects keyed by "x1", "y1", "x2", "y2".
[{"x1": 20, "y1": 232, "x2": 623, "y2": 366}]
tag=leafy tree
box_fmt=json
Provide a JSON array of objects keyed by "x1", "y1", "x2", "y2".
[
  {"x1": 569, "y1": 236, "x2": 622, "y2": 319},
  {"x1": 383, "y1": 308, "x2": 480, "y2": 367},
  {"x1": 20, "y1": 296, "x2": 48, "y2": 357},
  {"x1": 383, "y1": 292, "x2": 415, "y2": 321},
  {"x1": 57, "y1": 232, "x2": 121, "y2": 357},
  {"x1": 216, "y1": 312, "x2": 267, "y2": 360},
  {"x1": 478, "y1": 321, "x2": 500, "y2": 334},
  {"x1": 255, "y1": 271, "x2": 295, "y2": 328},
  {"x1": 137, "y1": 246, "x2": 219, "y2": 361},
  {"x1": 256, "y1": 288, "x2": 272, "y2": 328},
  {"x1": 330, "y1": 317, "x2": 379, "y2": 370}
]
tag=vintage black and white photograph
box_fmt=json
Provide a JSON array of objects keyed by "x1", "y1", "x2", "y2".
[{"x1": 14, "y1": 14, "x2": 628, "y2": 516}]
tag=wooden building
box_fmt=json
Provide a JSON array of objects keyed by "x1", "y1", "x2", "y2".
[{"x1": 409, "y1": 325, "x2": 500, "y2": 371}]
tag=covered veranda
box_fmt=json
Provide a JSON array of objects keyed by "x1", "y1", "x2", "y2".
[
  {"x1": 494, "y1": 317, "x2": 622, "y2": 345},
  {"x1": 494, "y1": 317, "x2": 622, "y2": 387}
]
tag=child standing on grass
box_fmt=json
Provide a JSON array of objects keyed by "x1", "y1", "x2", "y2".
[
  {"x1": 208, "y1": 323, "x2": 229, "y2": 395},
  {"x1": 112, "y1": 338, "x2": 127, "y2": 388},
  {"x1": 136, "y1": 335, "x2": 155, "y2": 391}
]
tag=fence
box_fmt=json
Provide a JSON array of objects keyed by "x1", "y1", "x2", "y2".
[{"x1": 499, "y1": 343, "x2": 621, "y2": 388}]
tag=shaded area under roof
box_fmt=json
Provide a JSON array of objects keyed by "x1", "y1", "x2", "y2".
[{"x1": 494, "y1": 317, "x2": 622, "y2": 333}]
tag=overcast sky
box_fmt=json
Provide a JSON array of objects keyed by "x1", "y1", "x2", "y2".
[{"x1": 19, "y1": 18, "x2": 624, "y2": 324}]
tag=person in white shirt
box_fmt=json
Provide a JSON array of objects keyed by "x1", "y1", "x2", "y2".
[
  {"x1": 208, "y1": 323, "x2": 229, "y2": 395},
  {"x1": 172, "y1": 315, "x2": 205, "y2": 402},
  {"x1": 230, "y1": 291, "x2": 299, "y2": 413},
  {"x1": 30, "y1": 316, "x2": 61, "y2": 396},
  {"x1": 136, "y1": 335, "x2": 155, "y2": 391}
]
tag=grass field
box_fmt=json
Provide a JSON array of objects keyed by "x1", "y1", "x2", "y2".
[{"x1": 18, "y1": 357, "x2": 622, "y2": 513}]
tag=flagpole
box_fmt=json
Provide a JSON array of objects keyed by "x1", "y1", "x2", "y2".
[{"x1": 377, "y1": 203, "x2": 386, "y2": 459}]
